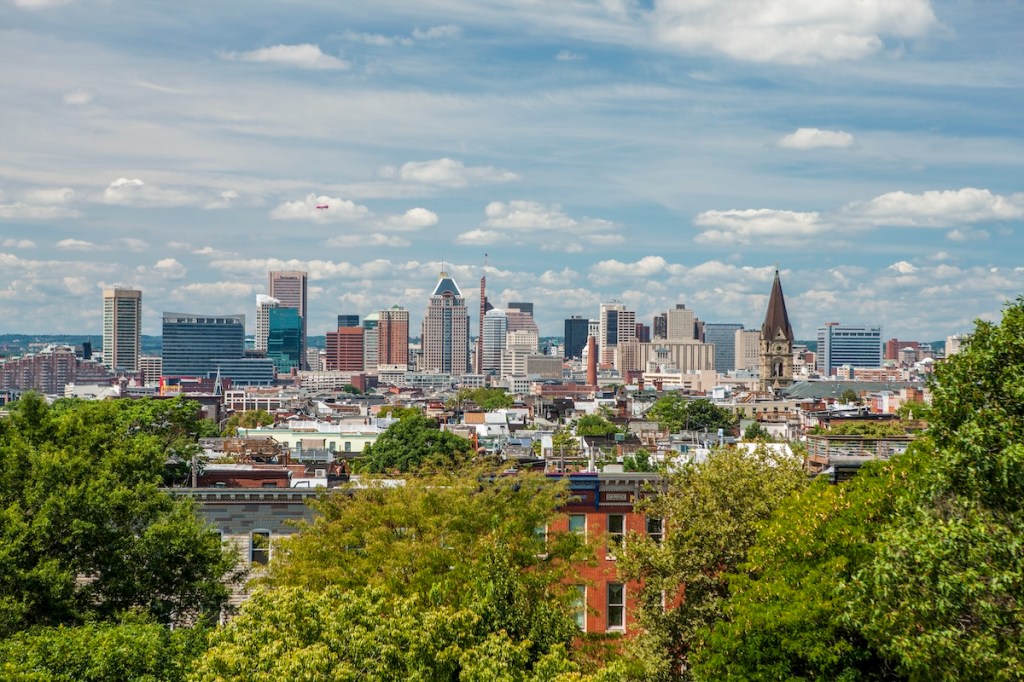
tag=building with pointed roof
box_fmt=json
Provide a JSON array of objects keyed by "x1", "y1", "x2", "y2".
[
  {"x1": 759, "y1": 270, "x2": 795, "y2": 393},
  {"x1": 422, "y1": 272, "x2": 470, "y2": 375}
]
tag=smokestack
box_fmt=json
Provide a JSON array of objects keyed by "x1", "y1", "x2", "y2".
[{"x1": 587, "y1": 335, "x2": 597, "y2": 387}]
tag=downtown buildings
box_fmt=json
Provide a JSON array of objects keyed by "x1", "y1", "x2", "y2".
[{"x1": 102, "y1": 287, "x2": 142, "y2": 372}]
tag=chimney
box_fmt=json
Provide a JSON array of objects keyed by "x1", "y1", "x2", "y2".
[{"x1": 586, "y1": 335, "x2": 597, "y2": 387}]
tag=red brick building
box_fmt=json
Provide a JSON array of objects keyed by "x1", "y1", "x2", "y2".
[{"x1": 325, "y1": 327, "x2": 364, "y2": 371}]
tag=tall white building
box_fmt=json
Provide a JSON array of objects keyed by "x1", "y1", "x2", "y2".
[
  {"x1": 254, "y1": 295, "x2": 279, "y2": 353},
  {"x1": 735, "y1": 329, "x2": 761, "y2": 372},
  {"x1": 598, "y1": 302, "x2": 636, "y2": 367},
  {"x1": 481, "y1": 309, "x2": 508, "y2": 374},
  {"x1": 422, "y1": 272, "x2": 469, "y2": 375},
  {"x1": 102, "y1": 287, "x2": 142, "y2": 372}
]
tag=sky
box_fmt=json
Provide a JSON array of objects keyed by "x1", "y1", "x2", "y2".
[{"x1": 1, "y1": 0, "x2": 1022, "y2": 341}]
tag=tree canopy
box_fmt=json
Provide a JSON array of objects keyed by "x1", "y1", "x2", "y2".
[
  {"x1": 194, "y1": 467, "x2": 594, "y2": 680},
  {"x1": 0, "y1": 395, "x2": 236, "y2": 637},
  {"x1": 644, "y1": 396, "x2": 736, "y2": 434},
  {"x1": 447, "y1": 387, "x2": 515, "y2": 411},
  {"x1": 358, "y1": 413, "x2": 476, "y2": 472},
  {"x1": 221, "y1": 408, "x2": 274, "y2": 436},
  {"x1": 573, "y1": 413, "x2": 621, "y2": 437}
]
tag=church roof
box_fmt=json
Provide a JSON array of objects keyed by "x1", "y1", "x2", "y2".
[
  {"x1": 432, "y1": 271, "x2": 463, "y2": 297},
  {"x1": 761, "y1": 270, "x2": 794, "y2": 342}
]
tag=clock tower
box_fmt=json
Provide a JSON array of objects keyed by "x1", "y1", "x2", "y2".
[{"x1": 759, "y1": 269, "x2": 794, "y2": 393}]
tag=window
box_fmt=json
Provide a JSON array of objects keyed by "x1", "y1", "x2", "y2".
[
  {"x1": 569, "y1": 514, "x2": 586, "y2": 535},
  {"x1": 533, "y1": 524, "x2": 548, "y2": 550},
  {"x1": 344, "y1": 441, "x2": 352, "y2": 452},
  {"x1": 607, "y1": 514, "x2": 625, "y2": 558},
  {"x1": 250, "y1": 530, "x2": 271, "y2": 565},
  {"x1": 607, "y1": 583, "x2": 625, "y2": 630},
  {"x1": 646, "y1": 517, "x2": 664, "y2": 544},
  {"x1": 572, "y1": 585, "x2": 587, "y2": 630}
]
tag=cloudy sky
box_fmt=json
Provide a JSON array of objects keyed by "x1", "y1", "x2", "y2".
[{"x1": 1, "y1": 0, "x2": 1022, "y2": 340}]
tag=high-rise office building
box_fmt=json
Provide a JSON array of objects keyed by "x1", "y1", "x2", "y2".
[
  {"x1": 337, "y1": 314, "x2": 360, "y2": 328},
  {"x1": 666, "y1": 304, "x2": 696, "y2": 341},
  {"x1": 481, "y1": 309, "x2": 508, "y2": 374},
  {"x1": 734, "y1": 329, "x2": 761, "y2": 372},
  {"x1": 652, "y1": 313, "x2": 667, "y2": 340},
  {"x1": 267, "y1": 307, "x2": 302, "y2": 374},
  {"x1": 378, "y1": 305, "x2": 409, "y2": 368},
  {"x1": 563, "y1": 316, "x2": 589, "y2": 359},
  {"x1": 162, "y1": 312, "x2": 245, "y2": 377},
  {"x1": 102, "y1": 287, "x2": 142, "y2": 372},
  {"x1": 268, "y1": 271, "x2": 308, "y2": 368},
  {"x1": 422, "y1": 271, "x2": 469, "y2": 375},
  {"x1": 816, "y1": 323, "x2": 883, "y2": 376},
  {"x1": 704, "y1": 323, "x2": 744, "y2": 375},
  {"x1": 362, "y1": 313, "x2": 379, "y2": 375},
  {"x1": 598, "y1": 302, "x2": 636, "y2": 367},
  {"x1": 507, "y1": 301, "x2": 534, "y2": 316},
  {"x1": 325, "y1": 326, "x2": 364, "y2": 371},
  {"x1": 254, "y1": 295, "x2": 279, "y2": 353}
]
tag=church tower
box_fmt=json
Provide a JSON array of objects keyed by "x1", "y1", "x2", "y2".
[{"x1": 759, "y1": 269, "x2": 794, "y2": 393}]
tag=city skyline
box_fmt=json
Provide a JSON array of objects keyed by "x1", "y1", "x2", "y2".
[{"x1": 1, "y1": 2, "x2": 1022, "y2": 340}]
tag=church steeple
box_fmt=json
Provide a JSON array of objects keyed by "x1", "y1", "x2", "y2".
[
  {"x1": 761, "y1": 269, "x2": 794, "y2": 342},
  {"x1": 759, "y1": 269, "x2": 795, "y2": 393}
]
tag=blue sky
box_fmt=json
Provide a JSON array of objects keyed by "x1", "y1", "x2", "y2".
[{"x1": 1, "y1": 0, "x2": 1022, "y2": 340}]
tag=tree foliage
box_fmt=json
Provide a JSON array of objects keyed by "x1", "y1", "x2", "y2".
[
  {"x1": 221, "y1": 409, "x2": 274, "y2": 436},
  {"x1": 616, "y1": 445, "x2": 808, "y2": 679},
  {"x1": 0, "y1": 621, "x2": 207, "y2": 682},
  {"x1": 358, "y1": 414, "x2": 476, "y2": 472},
  {"x1": 0, "y1": 395, "x2": 236, "y2": 637},
  {"x1": 573, "y1": 414, "x2": 620, "y2": 437},
  {"x1": 447, "y1": 387, "x2": 515, "y2": 411},
  {"x1": 645, "y1": 396, "x2": 736, "y2": 434},
  {"x1": 215, "y1": 467, "x2": 593, "y2": 679}
]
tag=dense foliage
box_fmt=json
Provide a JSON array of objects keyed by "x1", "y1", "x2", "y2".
[
  {"x1": 644, "y1": 396, "x2": 737, "y2": 434},
  {"x1": 0, "y1": 395, "x2": 236, "y2": 637},
  {"x1": 574, "y1": 414, "x2": 621, "y2": 437},
  {"x1": 447, "y1": 387, "x2": 516, "y2": 411},
  {"x1": 221, "y1": 408, "x2": 274, "y2": 436},
  {"x1": 195, "y1": 468, "x2": 594, "y2": 679},
  {"x1": 358, "y1": 413, "x2": 476, "y2": 472}
]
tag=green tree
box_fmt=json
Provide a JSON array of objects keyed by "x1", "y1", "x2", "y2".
[
  {"x1": 217, "y1": 467, "x2": 593, "y2": 679},
  {"x1": 376, "y1": 404, "x2": 422, "y2": 420},
  {"x1": 0, "y1": 395, "x2": 237, "y2": 637},
  {"x1": 622, "y1": 449, "x2": 658, "y2": 472},
  {"x1": 839, "y1": 388, "x2": 862, "y2": 404},
  {"x1": 221, "y1": 409, "x2": 274, "y2": 436},
  {"x1": 616, "y1": 445, "x2": 808, "y2": 680},
  {"x1": 742, "y1": 421, "x2": 772, "y2": 441},
  {"x1": 0, "y1": 621, "x2": 208, "y2": 682},
  {"x1": 447, "y1": 387, "x2": 515, "y2": 411},
  {"x1": 358, "y1": 414, "x2": 475, "y2": 472},
  {"x1": 573, "y1": 414, "x2": 619, "y2": 437},
  {"x1": 645, "y1": 396, "x2": 736, "y2": 434}
]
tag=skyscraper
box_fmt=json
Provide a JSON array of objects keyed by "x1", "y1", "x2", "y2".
[
  {"x1": 704, "y1": 323, "x2": 744, "y2": 375},
  {"x1": 816, "y1": 323, "x2": 883, "y2": 376},
  {"x1": 598, "y1": 302, "x2": 636, "y2": 367},
  {"x1": 325, "y1": 326, "x2": 364, "y2": 371},
  {"x1": 422, "y1": 271, "x2": 469, "y2": 375},
  {"x1": 362, "y1": 313, "x2": 379, "y2": 375},
  {"x1": 254, "y1": 295, "x2": 279, "y2": 353},
  {"x1": 268, "y1": 271, "x2": 308, "y2": 368},
  {"x1": 267, "y1": 307, "x2": 302, "y2": 374},
  {"x1": 162, "y1": 312, "x2": 245, "y2": 377},
  {"x1": 481, "y1": 309, "x2": 508, "y2": 374},
  {"x1": 337, "y1": 314, "x2": 360, "y2": 328},
  {"x1": 666, "y1": 304, "x2": 695, "y2": 341},
  {"x1": 507, "y1": 301, "x2": 534, "y2": 316},
  {"x1": 378, "y1": 305, "x2": 410, "y2": 368},
  {"x1": 102, "y1": 287, "x2": 141, "y2": 372},
  {"x1": 563, "y1": 316, "x2": 589, "y2": 359}
]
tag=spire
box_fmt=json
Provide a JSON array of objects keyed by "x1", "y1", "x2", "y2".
[{"x1": 761, "y1": 269, "x2": 794, "y2": 342}]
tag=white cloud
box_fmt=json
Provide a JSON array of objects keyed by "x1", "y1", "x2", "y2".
[
  {"x1": 56, "y1": 238, "x2": 98, "y2": 250},
  {"x1": 1, "y1": 238, "x2": 36, "y2": 248},
  {"x1": 171, "y1": 282, "x2": 258, "y2": 301},
  {"x1": 777, "y1": 127, "x2": 855, "y2": 149},
  {"x1": 270, "y1": 194, "x2": 371, "y2": 223},
  {"x1": 889, "y1": 260, "x2": 918, "y2": 274},
  {"x1": 456, "y1": 229, "x2": 503, "y2": 245},
  {"x1": 385, "y1": 207, "x2": 439, "y2": 231},
  {"x1": 13, "y1": 0, "x2": 72, "y2": 8},
  {"x1": 396, "y1": 158, "x2": 519, "y2": 188},
  {"x1": 205, "y1": 190, "x2": 240, "y2": 210},
  {"x1": 0, "y1": 203, "x2": 82, "y2": 219},
  {"x1": 482, "y1": 200, "x2": 616, "y2": 233},
  {"x1": 591, "y1": 256, "x2": 668, "y2": 279},
  {"x1": 150, "y1": 258, "x2": 187, "y2": 279},
  {"x1": 694, "y1": 208, "x2": 827, "y2": 245},
  {"x1": 221, "y1": 44, "x2": 349, "y2": 70},
  {"x1": 342, "y1": 30, "x2": 414, "y2": 47},
  {"x1": 845, "y1": 188, "x2": 1024, "y2": 227},
  {"x1": 556, "y1": 49, "x2": 587, "y2": 61},
  {"x1": 327, "y1": 234, "x2": 410, "y2": 248},
  {"x1": 24, "y1": 187, "x2": 75, "y2": 204},
  {"x1": 947, "y1": 228, "x2": 990, "y2": 242},
  {"x1": 650, "y1": 0, "x2": 937, "y2": 65},
  {"x1": 99, "y1": 178, "x2": 205, "y2": 208},
  {"x1": 62, "y1": 89, "x2": 93, "y2": 105},
  {"x1": 412, "y1": 25, "x2": 461, "y2": 40},
  {"x1": 114, "y1": 238, "x2": 148, "y2": 252}
]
